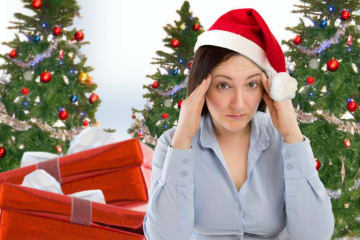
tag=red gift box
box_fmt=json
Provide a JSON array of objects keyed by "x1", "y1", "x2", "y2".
[
  {"x1": 0, "y1": 138, "x2": 153, "y2": 207},
  {"x1": 0, "y1": 183, "x2": 146, "y2": 240}
]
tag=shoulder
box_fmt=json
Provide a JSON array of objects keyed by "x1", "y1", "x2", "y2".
[{"x1": 157, "y1": 126, "x2": 177, "y2": 146}]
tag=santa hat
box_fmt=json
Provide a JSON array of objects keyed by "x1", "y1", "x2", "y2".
[{"x1": 194, "y1": 8, "x2": 297, "y2": 102}]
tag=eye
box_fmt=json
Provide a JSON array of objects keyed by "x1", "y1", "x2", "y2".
[
  {"x1": 216, "y1": 82, "x2": 231, "y2": 90},
  {"x1": 248, "y1": 81, "x2": 259, "y2": 89}
]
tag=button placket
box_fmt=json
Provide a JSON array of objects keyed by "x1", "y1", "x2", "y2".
[{"x1": 179, "y1": 170, "x2": 188, "y2": 177}]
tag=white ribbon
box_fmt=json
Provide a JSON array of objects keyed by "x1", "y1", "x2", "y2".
[
  {"x1": 21, "y1": 169, "x2": 106, "y2": 204},
  {"x1": 21, "y1": 127, "x2": 119, "y2": 167}
]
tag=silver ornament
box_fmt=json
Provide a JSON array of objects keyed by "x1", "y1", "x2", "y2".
[
  {"x1": 145, "y1": 101, "x2": 153, "y2": 110},
  {"x1": 164, "y1": 99, "x2": 172, "y2": 107},
  {"x1": 23, "y1": 71, "x2": 33, "y2": 81},
  {"x1": 309, "y1": 58, "x2": 320, "y2": 69}
]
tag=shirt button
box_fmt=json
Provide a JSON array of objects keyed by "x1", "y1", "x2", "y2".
[
  {"x1": 180, "y1": 170, "x2": 188, "y2": 177},
  {"x1": 286, "y1": 163, "x2": 293, "y2": 170},
  {"x1": 284, "y1": 153, "x2": 291, "y2": 159},
  {"x1": 181, "y1": 158, "x2": 189, "y2": 164}
]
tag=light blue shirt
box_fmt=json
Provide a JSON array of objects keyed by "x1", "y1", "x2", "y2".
[{"x1": 143, "y1": 111, "x2": 334, "y2": 240}]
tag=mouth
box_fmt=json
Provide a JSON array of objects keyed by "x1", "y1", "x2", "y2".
[{"x1": 227, "y1": 114, "x2": 246, "y2": 119}]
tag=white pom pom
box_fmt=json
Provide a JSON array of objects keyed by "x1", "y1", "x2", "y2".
[{"x1": 269, "y1": 72, "x2": 298, "y2": 102}]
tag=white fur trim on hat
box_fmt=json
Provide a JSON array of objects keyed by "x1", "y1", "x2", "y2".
[
  {"x1": 194, "y1": 30, "x2": 277, "y2": 75},
  {"x1": 194, "y1": 30, "x2": 298, "y2": 102},
  {"x1": 270, "y1": 72, "x2": 298, "y2": 102}
]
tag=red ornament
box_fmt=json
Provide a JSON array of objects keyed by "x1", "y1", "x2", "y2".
[
  {"x1": 171, "y1": 38, "x2": 180, "y2": 47},
  {"x1": 341, "y1": 9, "x2": 350, "y2": 21},
  {"x1": 89, "y1": 93, "x2": 99, "y2": 104},
  {"x1": 347, "y1": 35, "x2": 353, "y2": 45},
  {"x1": 21, "y1": 88, "x2": 29, "y2": 95},
  {"x1": 53, "y1": 26, "x2": 62, "y2": 36},
  {"x1": 344, "y1": 138, "x2": 351, "y2": 148},
  {"x1": 292, "y1": 34, "x2": 302, "y2": 45},
  {"x1": 83, "y1": 119, "x2": 89, "y2": 126},
  {"x1": 315, "y1": 158, "x2": 321, "y2": 171},
  {"x1": 9, "y1": 49, "x2": 17, "y2": 58},
  {"x1": 177, "y1": 99, "x2": 183, "y2": 108},
  {"x1": 59, "y1": 110, "x2": 69, "y2": 120},
  {"x1": 152, "y1": 81, "x2": 158, "y2": 89},
  {"x1": 137, "y1": 130, "x2": 143, "y2": 139},
  {"x1": 187, "y1": 61, "x2": 193, "y2": 69},
  {"x1": 32, "y1": 0, "x2": 42, "y2": 9},
  {"x1": 0, "y1": 147, "x2": 6, "y2": 158},
  {"x1": 74, "y1": 31, "x2": 84, "y2": 41},
  {"x1": 59, "y1": 50, "x2": 64, "y2": 59},
  {"x1": 306, "y1": 77, "x2": 314, "y2": 85},
  {"x1": 327, "y1": 58, "x2": 339, "y2": 71},
  {"x1": 347, "y1": 101, "x2": 358, "y2": 112},
  {"x1": 56, "y1": 145, "x2": 63, "y2": 153},
  {"x1": 162, "y1": 113, "x2": 168, "y2": 119},
  {"x1": 40, "y1": 71, "x2": 52, "y2": 83},
  {"x1": 132, "y1": 114, "x2": 136, "y2": 119},
  {"x1": 194, "y1": 23, "x2": 200, "y2": 31}
]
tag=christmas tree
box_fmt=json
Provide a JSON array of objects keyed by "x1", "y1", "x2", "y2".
[
  {"x1": 127, "y1": 1, "x2": 203, "y2": 149},
  {"x1": 0, "y1": 0, "x2": 101, "y2": 172},
  {"x1": 282, "y1": 1, "x2": 360, "y2": 237}
]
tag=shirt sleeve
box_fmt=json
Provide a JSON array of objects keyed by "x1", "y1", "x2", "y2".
[
  {"x1": 281, "y1": 135, "x2": 335, "y2": 240},
  {"x1": 143, "y1": 129, "x2": 195, "y2": 240}
]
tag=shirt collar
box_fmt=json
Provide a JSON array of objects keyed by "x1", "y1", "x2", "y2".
[
  {"x1": 199, "y1": 111, "x2": 271, "y2": 149},
  {"x1": 199, "y1": 111, "x2": 272, "y2": 183}
]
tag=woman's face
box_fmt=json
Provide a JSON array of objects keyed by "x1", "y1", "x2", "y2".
[{"x1": 205, "y1": 54, "x2": 265, "y2": 136}]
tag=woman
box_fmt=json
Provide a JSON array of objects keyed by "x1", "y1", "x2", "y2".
[{"x1": 143, "y1": 8, "x2": 334, "y2": 240}]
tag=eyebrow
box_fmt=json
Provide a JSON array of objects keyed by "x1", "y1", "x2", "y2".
[{"x1": 213, "y1": 73, "x2": 262, "y2": 81}]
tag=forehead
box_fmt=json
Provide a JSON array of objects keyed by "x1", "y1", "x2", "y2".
[{"x1": 212, "y1": 55, "x2": 262, "y2": 75}]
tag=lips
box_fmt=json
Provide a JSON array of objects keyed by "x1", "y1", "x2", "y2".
[{"x1": 227, "y1": 114, "x2": 246, "y2": 117}]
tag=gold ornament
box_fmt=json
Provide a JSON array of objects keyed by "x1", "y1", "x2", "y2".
[
  {"x1": 78, "y1": 72, "x2": 90, "y2": 84},
  {"x1": 341, "y1": 157, "x2": 346, "y2": 184},
  {"x1": 180, "y1": 23, "x2": 186, "y2": 30},
  {"x1": 344, "y1": 203, "x2": 350, "y2": 208}
]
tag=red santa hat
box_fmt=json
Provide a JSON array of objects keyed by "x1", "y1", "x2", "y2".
[{"x1": 194, "y1": 8, "x2": 298, "y2": 102}]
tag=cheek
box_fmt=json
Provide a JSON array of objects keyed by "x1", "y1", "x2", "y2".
[{"x1": 206, "y1": 90, "x2": 227, "y2": 109}]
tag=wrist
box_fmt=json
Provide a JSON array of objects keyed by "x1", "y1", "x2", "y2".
[
  {"x1": 283, "y1": 133, "x2": 304, "y2": 144},
  {"x1": 171, "y1": 133, "x2": 192, "y2": 149}
]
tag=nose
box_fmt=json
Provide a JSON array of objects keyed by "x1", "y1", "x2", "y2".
[{"x1": 229, "y1": 90, "x2": 245, "y2": 110}]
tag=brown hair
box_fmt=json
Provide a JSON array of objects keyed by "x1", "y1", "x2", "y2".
[{"x1": 187, "y1": 45, "x2": 269, "y2": 116}]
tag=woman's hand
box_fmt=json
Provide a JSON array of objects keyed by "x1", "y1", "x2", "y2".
[
  {"x1": 261, "y1": 72, "x2": 304, "y2": 144},
  {"x1": 171, "y1": 73, "x2": 212, "y2": 148}
]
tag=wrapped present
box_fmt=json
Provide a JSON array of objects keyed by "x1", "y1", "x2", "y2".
[
  {"x1": 21, "y1": 169, "x2": 106, "y2": 204},
  {"x1": 20, "y1": 127, "x2": 118, "y2": 167},
  {"x1": 0, "y1": 183, "x2": 145, "y2": 240},
  {"x1": 0, "y1": 137, "x2": 149, "y2": 206}
]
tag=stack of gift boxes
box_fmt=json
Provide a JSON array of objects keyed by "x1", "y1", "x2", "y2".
[{"x1": 0, "y1": 129, "x2": 154, "y2": 240}]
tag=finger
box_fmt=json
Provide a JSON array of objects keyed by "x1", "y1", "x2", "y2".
[
  {"x1": 201, "y1": 73, "x2": 212, "y2": 94},
  {"x1": 190, "y1": 74, "x2": 211, "y2": 105},
  {"x1": 188, "y1": 78, "x2": 206, "y2": 101},
  {"x1": 261, "y1": 72, "x2": 270, "y2": 94},
  {"x1": 263, "y1": 92, "x2": 276, "y2": 114},
  {"x1": 187, "y1": 79, "x2": 206, "y2": 104}
]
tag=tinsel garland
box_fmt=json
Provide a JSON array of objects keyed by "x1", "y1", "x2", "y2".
[
  {"x1": 295, "y1": 22, "x2": 350, "y2": 55},
  {"x1": 0, "y1": 101, "x2": 82, "y2": 141},
  {"x1": 130, "y1": 119, "x2": 157, "y2": 147},
  {"x1": 7, "y1": 38, "x2": 85, "y2": 69},
  {"x1": 295, "y1": 108, "x2": 360, "y2": 135},
  {"x1": 153, "y1": 76, "x2": 188, "y2": 97}
]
